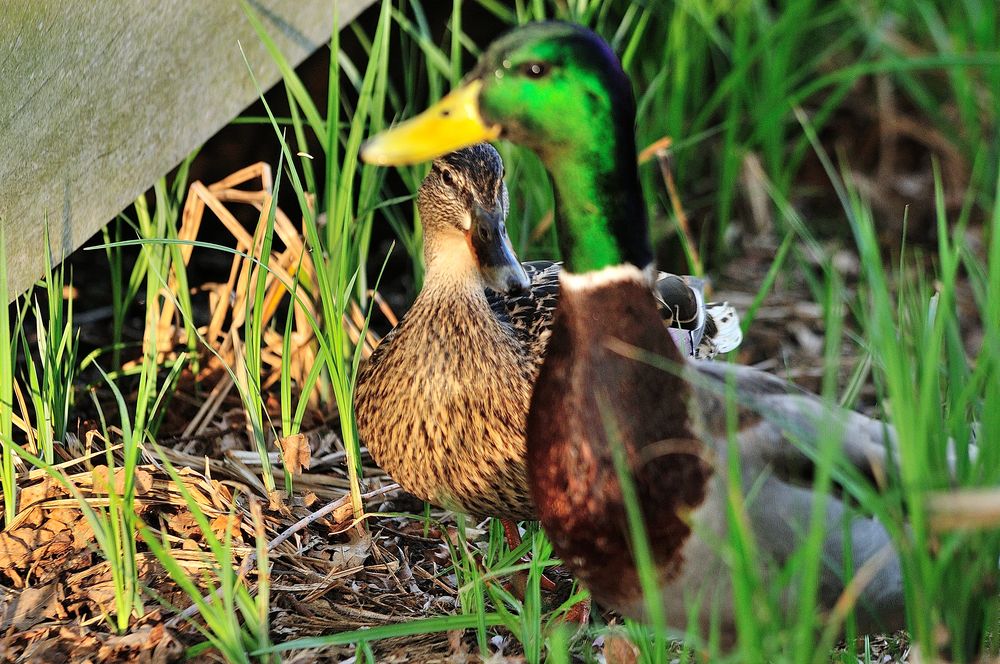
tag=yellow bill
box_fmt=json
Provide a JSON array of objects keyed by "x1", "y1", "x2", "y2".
[{"x1": 361, "y1": 80, "x2": 501, "y2": 166}]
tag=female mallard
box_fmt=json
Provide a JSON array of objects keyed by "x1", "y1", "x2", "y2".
[
  {"x1": 355, "y1": 143, "x2": 739, "y2": 522},
  {"x1": 362, "y1": 22, "x2": 906, "y2": 639}
]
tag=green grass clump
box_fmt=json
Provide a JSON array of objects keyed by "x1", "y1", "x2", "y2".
[
  {"x1": 18, "y1": 230, "x2": 78, "y2": 465},
  {"x1": 0, "y1": 225, "x2": 14, "y2": 524},
  {"x1": 141, "y1": 449, "x2": 274, "y2": 663},
  {"x1": 241, "y1": 0, "x2": 399, "y2": 517},
  {"x1": 841, "y1": 164, "x2": 1000, "y2": 662}
]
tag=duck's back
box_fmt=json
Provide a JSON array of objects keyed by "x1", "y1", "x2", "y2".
[
  {"x1": 488, "y1": 260, "x2": 742, "y2": 363},
  {"x1": 487, "y1": 260, "x2": 561, "y2": 367}
]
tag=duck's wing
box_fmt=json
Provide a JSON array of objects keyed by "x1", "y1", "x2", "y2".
[
  {"x1": 487, "y1": 265, "x2": 743, "y2": 362},
  {"x1": 486, "y1": 260, "x2": 562, "y2": 362},
  {"x1": 687, "y1": 356, "x2": 952, "y2": 512},
  {"x1": 654, "y1": 274, "x2": 743, "y2": 359},
  {"x1": 687, "y1": 359, "x2": 908, "y2": 632},
  {"x1": 688, "y1": 359, "x2": 898, "y2": 482}
]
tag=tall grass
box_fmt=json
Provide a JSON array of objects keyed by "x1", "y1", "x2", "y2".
[
  {"x1": 1, "y1": 0, "x2": 998, "y2": 660},
  {"x1": 235, "y1": 160, "x2": 284, "y2": 495},
  {"x1": 0, "y1": 225, "x2": 14, "y2": 525},
  {"x1": 77, "y1": 179, "x2": 199, "y2": 632},
  {"x1": 1, "y1": 227, "x2": 80, "y2": 523},
  {"x1": 241, "y1": 0, "x2": 398, "y2": 518},
  {"x1": 0, "y1": 186, "x2": 190, "y2": 630},
  {"x1": 17, "y1": 231, "x2": 78, "y2": 464},
  {"x1": 838, "y1": 166, "x2": 1000, "y2": 662}
]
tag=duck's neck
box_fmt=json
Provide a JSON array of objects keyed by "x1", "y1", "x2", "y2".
[
  {"x1": 416, "y1": 234, "x2": 519, "y2": 356},
  {"x1": 543, "y1": 113, "x2": 652, "y2": 275},
  {"x1": 420, "y1": 233, "x2": 490, "y2": 304}
]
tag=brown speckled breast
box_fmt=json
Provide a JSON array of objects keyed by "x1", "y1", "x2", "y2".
[
  {"x1": 525, "y1": 274, "x2": 713, "y2": 612},
  {"x1": 355, "y1": 281, "x2": 539, "y2": 520}
]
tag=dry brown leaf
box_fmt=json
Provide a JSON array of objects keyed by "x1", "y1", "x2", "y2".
[
  {"x1": 169, "y1": 511, "x2": 201, "y2": 539},
  {"x1": 0, "y1": 531, "x2": 33, "y2": 571},
  {"x1": 279, "y1": 433, "x2": 311, "y2": 475},
  {"x1": 0, "y1": 525, "x2": 73, "y2": 573},
  {"x1": 603, "y1": 633, "x2": 639, "y2": 664},
  {"x1": 19, "y1": 477, "x2": 65, "y2": 507},
  {"x1": 91, "y1": 465, "x2": 114, "y2": 494},
  {"x1": 1, "y1": 583, "x2": 66, "y2": 630},
  {"x1": 5, "y1": 622, "x2": 181, "y2": 664},
  {"x1": 71, "y1": 518, "x2": 96, "y2": 549},
  {"x1": 134, "y1": 468, "x2": 154, "y2": 495},
  {"x1": 91, "y1": 466, "x2": 154, "y2": 496},
  {"x1": 16, "y1": 505, "x2": 46, "y2": 528},
  {"x1": 268, "y1": 489, "x2": 288, "y2": 513},
  {"x1": 82, "y1": 580, "x2": 122, "y2": 614},
  {"x1": 210, "y1": 513, "x2": 243, "y2": 541},
  {"x1": 45, "y1": 508, "x2": 82, "y2": 530},
  {"x1": 208, "y1": 477, "x2": 234, "y2": 504},
  {"x1": 151, "y1": 625, "x2": 185, "y2": 664},
  {"x1": 330, "y1": 531, "x2": 371, "y2": 570}
]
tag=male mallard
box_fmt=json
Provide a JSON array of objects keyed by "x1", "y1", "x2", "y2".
[
  {"x1": 362, "y1": 22, "x2": 906, "y2": 639},
  {"x1": 355, "y1": 143, "x2": 739, "y2": 522}
]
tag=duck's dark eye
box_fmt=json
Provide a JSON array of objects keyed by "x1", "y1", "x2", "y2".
[
  {"x1": 520, "y1": 61, "x2": 550, "y2": 79},
  {"x1": 441, "y1": 169, "x2": 455, "y2": 186}
]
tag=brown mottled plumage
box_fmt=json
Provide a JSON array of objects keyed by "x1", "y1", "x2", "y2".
[{"x1": 357, "y1": 284, "x2": 538, "y2": 518}]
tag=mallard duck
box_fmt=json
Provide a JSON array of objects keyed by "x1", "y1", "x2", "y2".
[
  {"x1": 361, "y1": 22, "x2": 906, "y2": 639},
  {"x1": 355, "y1": 143, "x2": 740, "y2": 522}
]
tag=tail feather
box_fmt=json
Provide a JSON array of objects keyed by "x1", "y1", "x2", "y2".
[{"x1": 696, "y1": 302, "x2": 742, "y2": 359}]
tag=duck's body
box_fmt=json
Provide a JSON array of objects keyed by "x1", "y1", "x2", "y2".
[
  {"x1": 355, "y1": 144, "x2": 537, "y2": 519},
  {"x1": 361, "y1": 21, "x2": 906, "y2": 642},
  {"x1": 529, "y1": 264, "x2": 904, "y2": 635},
  {"x1": 357, "y1": 239, "x2": 739, "y2": 520},
  {"x1": 356, "y1": 249, "x2": 538, "y2": 519}
]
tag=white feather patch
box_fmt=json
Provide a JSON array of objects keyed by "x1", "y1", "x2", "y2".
[
  {"x1": 705, "y1": 302, "x2": 743, "y2": 353},
  {"x1": 559, "y1": 263, "x2": 651, "y2": 291}
]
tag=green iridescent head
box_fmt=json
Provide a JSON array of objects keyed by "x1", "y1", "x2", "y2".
[
  {"x1": 363, "y1": 22, "x2": 652, "y2": 273},
  {"x1": 468, "y1": 23, "x2": 635, "y2": 162}
]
